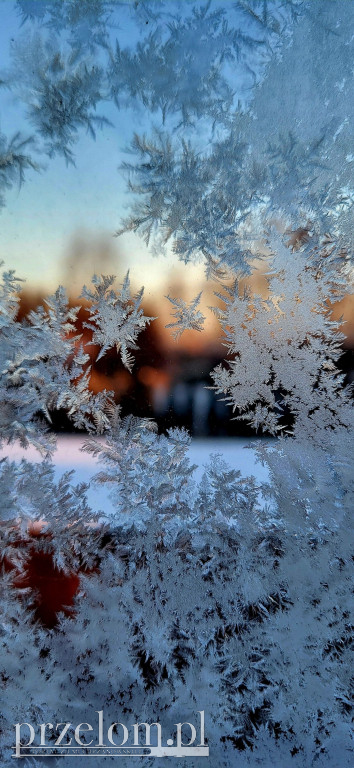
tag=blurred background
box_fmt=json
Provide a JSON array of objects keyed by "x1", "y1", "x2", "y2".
[
  {"x1": 15, "y1": 227, "x2": 354, "y2": 438},
  {"x1": 1, "y1": 1, "x2": 353, "y2": 440}
]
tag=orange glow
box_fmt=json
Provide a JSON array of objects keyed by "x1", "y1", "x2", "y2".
[
  {"x1": 330, "y1": 294, "x2": 354, "y2": 347},
  {"x1": 137, "y1": 366, "x2": 171, "y2": 389},
  {"x1": 90, "y1": 369, "x2": 133, "y2": 396}
]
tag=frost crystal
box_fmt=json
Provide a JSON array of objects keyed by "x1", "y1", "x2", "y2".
[
  {"x1": 0, "y1": 2, "x2": 353, "y2": 766},
  {"x1": 81, "y1": 271, "x2": 155, "y2": 370},
  {"x1": 165, "y1": 291, "x2": 205, "y2": 340},
  {"x1": 0, "y1": 267, "x2": 112, "y2": 451},
  {"x1": 0, "y1": 131, "x2": 38, "y2": 209},
  {"x1": 211, "y1": 232, "x2": 353, "y2": 438},
  {"x1": 8, "y1": 33, "x2": 109, "y2": 164}
]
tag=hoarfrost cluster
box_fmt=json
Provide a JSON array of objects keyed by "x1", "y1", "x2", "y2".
[{"x1": 0, "y1": 2, "x2": 353, "y2": 767}]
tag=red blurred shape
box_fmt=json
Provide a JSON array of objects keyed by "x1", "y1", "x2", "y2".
[{"x1": 14, "y1": 548, "x2": 80, "y2": 629}]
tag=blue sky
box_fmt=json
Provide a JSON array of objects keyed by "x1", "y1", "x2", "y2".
[{"x1": 0, "y1": 1, "x2": 206, "y2": 296}]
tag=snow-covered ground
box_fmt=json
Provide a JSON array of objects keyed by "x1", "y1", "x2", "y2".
[{"x1": 1, "y1": 436, "x2": 271, "y2": 518}]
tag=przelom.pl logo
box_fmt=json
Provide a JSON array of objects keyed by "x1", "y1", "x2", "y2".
[{"x1": 14, "y1": 710, "x2": 209, "y2": 758}]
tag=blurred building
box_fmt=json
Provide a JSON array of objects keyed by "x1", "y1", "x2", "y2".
[{"x1": 17, "y1": 287, "x2": 354, "y2": 438}]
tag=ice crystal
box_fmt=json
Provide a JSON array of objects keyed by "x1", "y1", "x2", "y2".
[
  {"x1": 211, "y1": 232, "x2": 353, "y2": 438},
  {"x1": 165, "y1": 291, "x2": 205, "y2": 340},
  {"x1": 0, "y1": 131, "x2": 38, "y2": 209},
  {"x1": 0, "y1": 267, "x2": 112, "y2": 451},
  {"x1": 0, "y1": 2, "x2": 353, "y2": 766},
  {"x1": 81, "y1": 271, "x2": 155, "y2": 370},
  {"x1": 8, "y1": 34, "x2": 109, "y2": 164}
]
